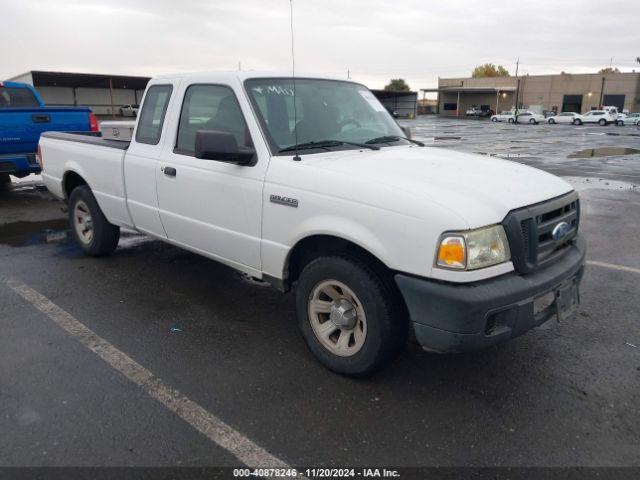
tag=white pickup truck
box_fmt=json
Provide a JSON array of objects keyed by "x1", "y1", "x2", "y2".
[{"x1": 39, "y1": 72, "x2": 585, "y2": 376}]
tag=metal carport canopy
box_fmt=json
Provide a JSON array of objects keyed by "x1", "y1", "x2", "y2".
[
  {"x1": 420, "y1": 87, "x2": 516, "y2": 93},
  {"x1": 29, "y1": 71, "x2": 150, "y2": 89}
]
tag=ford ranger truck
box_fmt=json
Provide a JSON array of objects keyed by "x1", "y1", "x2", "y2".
[
  {"x1": 38, "y1": 72, "x2": 585, "y2": 376},
  {"x1": 0, "y1": 81, "x2": 99, "y2": 187}
]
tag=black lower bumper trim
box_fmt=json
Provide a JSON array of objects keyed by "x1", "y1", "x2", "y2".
[{"x1": 395, "y1": 236, "x2": 586, "y2": 353}]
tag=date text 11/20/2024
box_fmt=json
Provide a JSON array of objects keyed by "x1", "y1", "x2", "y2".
[{"x1": 233, "y1": 468, "x2": 400, "y2": 478}]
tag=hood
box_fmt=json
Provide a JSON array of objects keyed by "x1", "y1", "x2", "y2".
[{"x1": 300, "y1": 145, "x2": 573, "y2": 228}]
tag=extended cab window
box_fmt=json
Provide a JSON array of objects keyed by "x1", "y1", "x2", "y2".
[
  {"x1": 0, "y1": 87, "x2": 40, "y2": 108},
  {"x1": 175, "y1": 85, "x2": 251, "y2": 156},
  {"x1": 135, "y1": 85, "x2": 173, "y2": 145}
]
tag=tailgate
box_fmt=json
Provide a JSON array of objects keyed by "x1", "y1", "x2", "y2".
[{"x1": 0, "y1": 108, "x2": 91, "y2": 155}]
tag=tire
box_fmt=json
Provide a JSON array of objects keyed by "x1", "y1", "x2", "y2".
[
  {"x1": 508, "y1": 118, "x2": 515, "y2": 124},
  {"x1": 599, "y1": 119, "x2": 607, "y2": 126},
  {"x1": 491, "y1": 117, "x2": 498, "y2": 122},
  {"x1": 295, "y1": 256, "x2": 408, "y2": 376},
  {"x1": 529, "y1": 118, "x2": 537, "y2": 124},
  {"x1": 573, "y1": 119, "x2": 582, "y2": 125},
  {"x1": 616, "y1": 120, "x2": 624, "y2": 126},
  {"x1": 548, "y1": 118, "x2": 555, "y2": 124},
  {"x1": 68, "y1": 185, "x2": 120, "y2": 256}
]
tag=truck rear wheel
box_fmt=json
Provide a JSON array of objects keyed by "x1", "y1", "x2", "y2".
[
  {"x1": 295, "y1": 256, "x2": 408, "y2": 376},
  {"x1": 68, "y1": 185, "x2": 120, "y2": 256}
]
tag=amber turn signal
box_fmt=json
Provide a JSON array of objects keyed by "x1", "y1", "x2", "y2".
[{"x1": 437, "y1": 236, "x2": 466, "y2": 269}]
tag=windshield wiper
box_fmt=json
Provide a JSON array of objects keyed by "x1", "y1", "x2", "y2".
[
  {"x1": 365, "y1": 135, "x2": 425, "y2": 147},
  {"x1": 279, "y1": 139, "x2": 379, "y2": 154}
]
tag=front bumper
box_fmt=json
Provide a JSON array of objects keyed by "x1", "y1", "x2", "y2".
[{"x1": 395, "y1": 235, "x2": 586, "y2": 353}]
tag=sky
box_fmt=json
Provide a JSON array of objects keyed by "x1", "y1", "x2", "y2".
[{"x1": 2, "y1": 0, "x2": 639, "y2": 93}]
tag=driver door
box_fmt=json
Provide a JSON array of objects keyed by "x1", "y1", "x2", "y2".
[{"x1": 156, "y1": 83, "x2": 267, "y2": 274}]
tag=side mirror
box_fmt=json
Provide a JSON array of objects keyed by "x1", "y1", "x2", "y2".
[
  {"x1": 400, "y1": 125, "x2": 412, "y2": 139},
  {"x1": 195, "y1": 130, "x2": 256, "y2": 165}
]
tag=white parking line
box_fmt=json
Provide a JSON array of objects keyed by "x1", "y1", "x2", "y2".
[
  {"x1": 587, "y1": 260, "x2": 640, "y2": 275},
  {"x1": 5, "y1": 278, "x2": 292, "y2": 469}
]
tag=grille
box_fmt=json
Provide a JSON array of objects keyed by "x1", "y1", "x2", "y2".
[{"x1": 503, "y1": 191, "x2": 580, "y2": 274}]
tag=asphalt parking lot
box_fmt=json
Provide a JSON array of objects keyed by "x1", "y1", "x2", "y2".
[{"x1": 1, "y1": 117, "x2": 639, "y2": 474}]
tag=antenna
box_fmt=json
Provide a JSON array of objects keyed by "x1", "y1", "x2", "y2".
[{"x1": 289, "y1": 0, "x2": 301, "y2": 161}]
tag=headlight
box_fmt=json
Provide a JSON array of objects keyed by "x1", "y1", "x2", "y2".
[{"x1": 436, "y1": 225, "x2": 510, "y2": 270}]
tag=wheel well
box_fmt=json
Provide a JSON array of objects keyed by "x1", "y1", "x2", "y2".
[
  {"x1": 62, "y1": 171, "x2": 87, "y2": 200},
  {"x1": 285, "y1": 235, "x2": 392, "y2": 289}
]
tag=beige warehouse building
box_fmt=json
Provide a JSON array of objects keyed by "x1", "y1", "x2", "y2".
[{"x1": 428, "y1": 72, "x2": 640, "y2": 116}]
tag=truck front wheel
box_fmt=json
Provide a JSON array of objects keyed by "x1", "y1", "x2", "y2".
[
  {"x1": 68, "y1": 185, "x2": 120, "y2": 256},
  {"x1": 296, "y1": 256, "x2": 408, "y2": 376}
]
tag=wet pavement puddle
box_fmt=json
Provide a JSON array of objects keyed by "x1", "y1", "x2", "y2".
[
  {"x1": 568, "y1": 147, "x2": 640, "y2": 159},
  {"x1": 0, "y1": 218, "x2": 153, "y2": 250},
  {"x1": 0, "y1": 219, "x2": 69, "y2": 247}
]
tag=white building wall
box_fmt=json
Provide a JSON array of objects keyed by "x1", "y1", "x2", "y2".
[
  {"x1": 7, "y1": 72, "x2": 34, "y2": 84},
  {"x1": 38, "y1": 86, "x2": 75, "y2": 105}
]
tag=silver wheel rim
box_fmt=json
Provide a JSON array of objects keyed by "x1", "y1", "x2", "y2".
[
  {"x1": 308, "y1": 279, "x2": 367, "y2": 357},
  {"x1": 73, "y1": 200, "x2": 94, "y2": 245}
]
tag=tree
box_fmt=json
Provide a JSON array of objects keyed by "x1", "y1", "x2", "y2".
[
  {"x1": 598, "y1": 67, "x2": 620, "y2": 74},
  {"x1": 384, "y1": 79, "x2": 410, "y2": 92},
  {"x1": 471, "y1": 64, "x2": 510, "y2": 78}
]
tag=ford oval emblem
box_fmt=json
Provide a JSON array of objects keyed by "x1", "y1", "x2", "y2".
[{"x1": 551, "y1": 221, "x2": 571, "y2": 241}]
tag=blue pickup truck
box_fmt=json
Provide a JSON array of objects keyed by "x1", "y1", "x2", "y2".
[{"x1": 0, "y1": 81, "x2": 99, "y2": 187}]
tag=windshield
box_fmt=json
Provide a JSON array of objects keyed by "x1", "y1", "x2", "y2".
[{"x1": 244, "y1": 78, "x2": 409, "y2": 154}]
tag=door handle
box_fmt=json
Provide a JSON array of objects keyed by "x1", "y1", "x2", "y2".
[
  {"x1": 162, "y1": 166, "x2": 177, "y2": 177},
  {"x1": 32, "y1": 114, "x2": 51, "y2": 123}
]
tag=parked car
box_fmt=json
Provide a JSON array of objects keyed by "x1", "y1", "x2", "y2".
[
  {"x1": 466, "y1": 105, "x2": 493, "y2": 118},
  {"x1": 615, "y1": 112, "x2": 640, "y2": 126},
  {"x1": 119, "y1": 104, "x2": 139, "y2": 117},
  {"x1": 39, "y1": 72, "x2": 585, "y2": 376},
  {"x1": 0, "y1": 81, "x2": 99, "y2": 186},
  {"x1": 466, "y1": 105, "x2": 483, "y2": 116},
  {"x1": 516, "y1": 111, "x2": 546, "y2": 124},
  {"x1": 572, "y1": 110, "x2": 617, "y2": 125},
  {"x1": 490, "y1": 111, "x2": 516, "y2": 123},
  {"x1": 547, "y1": 112, "x2": 580, "y2": 124}
]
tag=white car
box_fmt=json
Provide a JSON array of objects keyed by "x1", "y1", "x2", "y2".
[
  {"x1": 573, "y1": 110, "x2": 616, "y2": 126},
  {"x1": 466, "y1": 105, "x2": 483, "y2": 116},
  {"x1": 119, "y1": 104, "x2": 139, "y2": 117},
  {"x1": 490, "y1": 111, "x2": 515, "y2": 123},
  {"x1": 547, "y1": 112, "x2": 580, "y2": 124},
  {"x1": 616, "y1": 113, "x2": 640, "y2": 126},
  {"x1": 516, "y1": 111, "x2": 546, "y2": 124},
  {"x1": 38, "y1": 71, "x2": 585, "y2": 376}
]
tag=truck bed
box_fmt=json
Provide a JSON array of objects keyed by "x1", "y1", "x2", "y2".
[
  {"x1": 39, "y1": 131, "x2": 134, "y2": 229},
  {"x1": 41, "y1": 131, "x2": 130, "y2": 150},
  {"x1": 0, "y1": 108, "x2": 96, "y2": 177}
]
